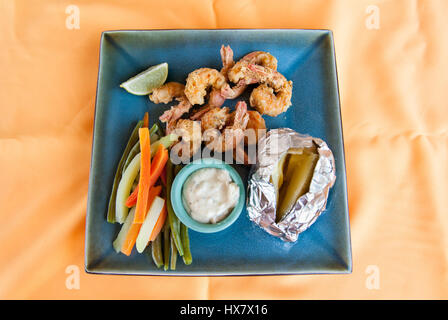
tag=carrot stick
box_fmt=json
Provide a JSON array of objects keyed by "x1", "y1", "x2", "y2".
[
  {"x1": 149, "y1": 202, "x2": 167, "y2": 242},
  {"x1": 134, "y1": 128, "x2": 151, "y2": 223},
  {"x1": 146, "y1": 185, "x2": 162, "y2": 213},
  {"x1": 120, "y1": 185, "x2": 162, "y2": 256},
  {"x1": 120, "y1": 223, "x2": 141, "y2": 256},
  {"x1": 125, "y1": 183, "x2": 139, "y2": 208},
  {"x1": 143, "y1": 112, "x2": 149, "y2": 128},
  {"x1": 126, "y1": 144, "x2": 169, "y2": 209}
]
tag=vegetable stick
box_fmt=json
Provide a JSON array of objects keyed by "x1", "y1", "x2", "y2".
[
  {"x1": 120, "y1": 185, "x2": 161, "y2": 256},
  {"x1": 149, "y1": 202, "x2": 167, "y2": 241},
  {"x1": 163, "y1": 223, "x2": 170, "y2": 271},
  {"x1": 126, "y1": 144, "x2": 168, "y2": 209},
  {"x1": 120, "y1": 221, "x2": 142, "y2": 256},
  {"x1": 125, "y1": 183, "x2": 139, "y2": 207},
  {"x1": 143, "y1": 112, "x2": 149, "y2": 128},
  {"x1": 112, "y1": 207, "x2": 136, "y2": 253},
  {"x1": 146, "y1": 185, "x2": 162, "y2": 211},
  {"x1": 136, "y1": 196, "x2": 165, "y2": 253},
  {"x1": 150, "y1": 134, "x2": 178, "y2": 157},
  {"x1": 166, "y1": 159, "x2": 184, "y2": 256},
  {"x1": 134, "y1": 128, "x2": 152, "y2": 223},
  {"x1": 115, "y1": 154, "x2": 141, "y2": 223},
  {"x1": 107, "y1": 120, "x2": 143, "y2": 223},
  {"x1": 170, "y1": 234, "x2": 178, "y2": 270},
  {"x1": 180, "y1": 223, "x2": 192, "y2": 265},
  {"x1": 151, "y1": 233, "x2": 163, "y2": 268},
  {"x1": 123, "y1": 123, "x2": 159, "y2": 171}
]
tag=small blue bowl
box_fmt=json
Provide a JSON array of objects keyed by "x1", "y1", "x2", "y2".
[{"x1": 171, "y1": 158, "x2": 245, "y2": 233}]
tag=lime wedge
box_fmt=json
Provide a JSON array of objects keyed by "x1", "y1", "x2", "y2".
[{"x1": 120, "y1": 63, "x2": 168, "y2": 95}]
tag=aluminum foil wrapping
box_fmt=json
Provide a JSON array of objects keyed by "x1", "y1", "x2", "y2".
[{"x1": 247, "y1": 128, "x2": 336, "y2": 242}]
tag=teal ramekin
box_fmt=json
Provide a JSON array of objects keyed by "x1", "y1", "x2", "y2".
[{"x1": 170, "y1": 158, "x2": 245, "y2": 233}]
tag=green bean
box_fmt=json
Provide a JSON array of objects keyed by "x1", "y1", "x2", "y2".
[
  {"x1": 123, "y1": 141, "x2": 140, "y2": 170},
  {"x1": 107, "y1": 120, "x2": 143, "y2": 223},
  {"x1": 163, "y1": 223, "x2": 170, "y2": 271},
  {"x1": 174, "y1": 164, "x2": 183, "y2": 176},
  {"x1": 170, "y1": 234, "x2": 178, "y2": 270},
  {"x1": 151, "y1": 232, "x2": 163, "y2": 268},
  {"x1": 156, "y1": 120, "x2": 165, "y2": 137},
  {"x1": 166, "y1": 160, "x2": 184, "y2": 256},
  {"x1": 148, "y1": 122, "x2": 159, "y2": 137},
  {"x1": 180, "y1": 223, "x2": 192, "y2": 265}
]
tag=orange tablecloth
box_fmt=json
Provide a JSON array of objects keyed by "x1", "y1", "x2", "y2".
[{"x1": 1, "y1": 0, "x2": 447, "y2": 299}]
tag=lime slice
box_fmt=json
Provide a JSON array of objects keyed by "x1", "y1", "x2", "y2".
[{"x1": 120, "y1": 63, "x2": 168, "y2": 95}]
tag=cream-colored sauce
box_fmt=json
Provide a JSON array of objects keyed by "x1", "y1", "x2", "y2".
[{"x1": 182, "y1": 168, "x2": 239, "y2": 224}]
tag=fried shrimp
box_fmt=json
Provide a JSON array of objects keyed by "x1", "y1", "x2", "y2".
[
  {"x1": 245, "y1": 110, "x2": 266, "y2": 144},
  {"x1": 250, "y1": 82, "x2": 293, "y2": 117},
  {"x1": 171, "y1": 119, "x2": 202, "y2": 158},
  {"x1": 149, "y1": 82, "x2": 186, "y2": 104},
  {"x1": 151, "y1": 82, "x2": 193, "y2": 133},
  {"x1": 205, "y1": 101, "x2": 249, "y2": 153},
  {"x1": 184, "y1": 68, "x2": 227, "y2": 105},
  {"x1": 244, "y1": 63, "x2": 293, "y2": 117},
  {"x1": 199, "y1": 107, "x2": 230, "y2": 132},
  {"x1": 220, "y1": 81, "x2": 247, "y2": 100},
  {"x1": 241, "y1": 51, "x2": 278, "y2": 70},
  {"x1": 220, "y1": 45, "x2": 235, "y2": 79},
  {"x1": 189, "y1": 88, "x2": 226, "y2": 121},
  {"x1": 245, "y1": 63, "x2": 288, "y2": 89},
  {"x1": 217, "y1": 45, "x2": 250, "y2": 99},
  {"x1": 227, "y1": 51, "x2": 278, "y2": 85}
]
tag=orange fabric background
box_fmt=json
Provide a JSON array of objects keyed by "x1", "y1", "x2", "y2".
[{"x1": 1, "y1": 0, "x2": 447, "y2": 299}]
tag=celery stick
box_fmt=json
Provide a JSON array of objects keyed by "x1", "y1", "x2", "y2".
[
  {"x1": 115, "y1": 153, "x2": 141, "y2": 224},
  {"x1": 150, "y1": 134, "x2": 179, "y2": 157}
]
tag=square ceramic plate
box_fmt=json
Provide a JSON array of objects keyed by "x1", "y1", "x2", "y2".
[{"x1": 85, "y1": 29, "x2": 352, "y2": 275}]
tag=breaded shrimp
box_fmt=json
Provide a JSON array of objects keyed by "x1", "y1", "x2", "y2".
[
  {"x1": 245, "y1": 110, "x2": 266, "y2": 144},
  {"x1": 205, "y1": 101, "x2": 249, "y2": 153},
  {"x1": 189, "y1": 88, "x2": 226, "y2": 121},
  {"x1": 184, "y1": 68, "x2": 227, "y2": 105},
  {"x1": 227, "y1": 51, "x2": 278, "y2": 85},
  {"x1": 188, "y1": 58, "x2": 228, "y2": 120},
  {"x1": 149, "y1": 82, "x2": 186, "y2": 104},
  {"x1": 160, "y1": 99, "x2": 192, "y2": 133},
  {"x1": 244, "y1": 63, "x2": 293, "y2": 117},
  {"x1": 250, "y1": 82, "x2": 293, "y2": 117},
  {"x1": 245, "y1": 63, "x2": 288, "y2": 90},
  {"x1": 171, "y1": 119, "x2": 202, "y2": 158},
  {"x1": 220, "y1": 81, "x2": 248, "y2": 100},
  {"x1": 200, "y1": 106, "x2": 230, "y2": 132},
  {"x1": 150, "y1": 82, "x2": 193, "y2": 133},
  {"x1": 241, "y1": 51, "x2": 278, "y2": 70},
  {"x1": 220, "y1": 45, "x2": 235, "y2": 79}
]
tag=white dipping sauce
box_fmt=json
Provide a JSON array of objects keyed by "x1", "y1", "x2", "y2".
[{"x1": 182, "y1": 168, "x2": 240, "y2": 224}]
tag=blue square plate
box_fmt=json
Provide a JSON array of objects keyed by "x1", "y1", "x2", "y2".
[{"x1": 85, "y1": 29, "x2": 352, "y2": 275}]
